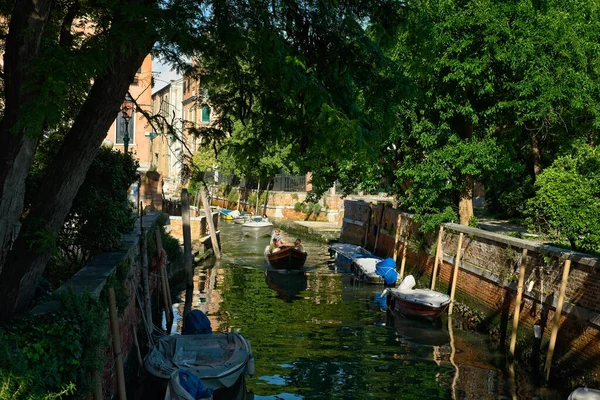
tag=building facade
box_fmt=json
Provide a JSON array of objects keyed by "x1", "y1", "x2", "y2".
[
  {"x1": 105, "y1": 54, "x2": 153, "y2": 171},
  {"x1": 151, "y1": 78, "x2": 184, "y2": 196}
]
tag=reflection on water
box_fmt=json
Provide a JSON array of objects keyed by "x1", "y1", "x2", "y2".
[{"x1": 168, "y1": 221, "x2": 564, "y2": 400}]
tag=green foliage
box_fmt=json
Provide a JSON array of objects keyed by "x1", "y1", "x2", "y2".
[
  {"x1": 29, "y1": 137, "x2": 139, "y2": 275},
  {"x1": 0, "y1": 290, "x2": 106, "y2": 397},
  {"x1": 294, "y1": 202, "x2": 304, "y2": 212},
  {"x1": 101, "y1": 259, "x2": 131, "y2": 313},
  {"x1": 526, "y1": 145, "x2": 600, "y2": 253},
  {"x1": 226, "y1": 189, "x2": 239, "y2": 204}
]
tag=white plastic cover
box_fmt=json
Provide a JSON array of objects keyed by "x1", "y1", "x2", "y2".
[{"x1": 399, "y1": 275, "x2": 416, "y2": 291}]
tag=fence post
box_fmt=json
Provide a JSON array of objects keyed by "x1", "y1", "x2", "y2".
[
  {"x1": 509, "y1": 249, "x2": 528, "y2": 356},
  {"x1": 448, "y1": 232, "x2": 464, "y2": 315}
]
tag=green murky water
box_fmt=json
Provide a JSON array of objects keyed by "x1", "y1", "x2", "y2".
[{"x1": 168, "y1": 221, "x2": 564, "y2": 400}]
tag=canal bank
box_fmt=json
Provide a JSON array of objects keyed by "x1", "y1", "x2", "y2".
[
  {"x1": 340, "y1": 199, "x2": 600, "y2": 390},
  {"x1": 157, "y1": 221, "x2": 567, "y2": 399}
]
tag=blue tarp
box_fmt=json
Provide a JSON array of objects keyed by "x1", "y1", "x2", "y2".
[
  {"x1": 182, "y1": 310, "x2": 212, "y2": 335},
  {"x1": 376, "y1": 258, "x2": 398, "y2": 285},
  {"x1": 179, "y1": 369, "x2": 214, "y2": 400}
]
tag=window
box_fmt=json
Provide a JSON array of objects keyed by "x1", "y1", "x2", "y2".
[
  {"x1": 201, "y1": 104, "x2": 211, "y2": 122},
  {"x1": 115, "y1": 108, "x2": 135, "y2": 145}
]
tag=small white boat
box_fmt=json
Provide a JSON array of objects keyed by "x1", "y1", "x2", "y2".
[
  {"x1": 144, "y1": 333, "x2": 255, "y2": 393},
  {"x1": 569, "y1": 388, "x2": 600, "y2": 400},
  {"x1": 383, "y1": 275, "x2": 451, "y2": 319},
  {"x1": 240, "y1": 216, "x2": 273, "y2": 237}
]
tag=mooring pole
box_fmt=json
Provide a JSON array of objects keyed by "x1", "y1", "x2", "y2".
[
  {"x1": 393, "y1": 214, "x2": 403, "y2": 262},
  {"x1": 448, "y1": 232, "x2": 464, "y2": 315},
  {"x1": 510, "y1": 249, "x2": 528, "y2": 356},
  {"x1": 200, "y1": 183, "x2": 221, "y2": 259},
  {"x1": 400, "y1": 221, "x2": 409, "y2": 279},
  {"x1": 544, "y1": 258, "x2": 572, "y2": 382},
  {"x1": 182, "y1": 189, "x2": 194, "y2": 287},
  {"x1": 108, "y1": 288, "x2": 127, "y2": 400},
  {"x1": 373, "y1": 204, "x2": 386, "y2": 254},
  {"x1": 431, "y1": 226, "x2": 445, "y2": 290}
]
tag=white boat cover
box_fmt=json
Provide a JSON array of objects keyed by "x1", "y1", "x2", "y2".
[
  {"x1": 229, "y1": 210, "x2": 241, "y2": 218},
  {"x1": 569, "y1": 388, "x2": 600, "y2": 400},
  {"x1": 145, "y1": 333, "x2": 255, "y2": 390},
  {"x1": 391, "y1": 275, "x2": 450, "y2": 308},
  {"x1": 352, "y1": 257, "x2": 381, "y2": 274}
]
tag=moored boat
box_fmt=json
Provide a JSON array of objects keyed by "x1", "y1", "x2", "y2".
[
  {"x1": 220, "y1": 209, "x2": 240, "y2": 220},
  {"x1": 266, "y1": 246, "x2": 307, "y2": 270},
  {"x1": 328, "y1": 242, "x2": 371, "y2": 267},
  {"x1": 145, "y1": 332, "x2": 255, "y2": 393},
  {"x1": 568, "y1": 388, "x2": 600, "y2": 399},
  {"x1": 351, "y1": 256, "x2": 400, "y2": 285},
  {"x1": 233, "y1": 212, "x2": 252, "y2": 224},
  {"x1": 240, "y1": 216, "x2": 273, "y2": 237},
  {"x1": 383, "y1": 275, "x2": 451, "y2": 320}
]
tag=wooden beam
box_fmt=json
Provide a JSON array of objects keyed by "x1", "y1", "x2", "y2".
[
  {"x1": 200, "y1": 184, "x2": 221, "y2": 259},
  {"x1": 393, "y1": 215, "x2": 403, "y2": 262},
  {"x1": 181, "y1": 189, "x2": 194, "y2": 287},
  {"x1": 448, "y1": 232, "x2": 464, "y2": 315},
  {"x1": 544, "y1": 259, "x2": 572, "y2": 381},
  {"x1": 373, "y1": 204, "x2": 386, "y2": 254},
  {"x1": 430, "y1": 226, "x2": 445, "y2": 290},
  {"x1": 509, "y1": 249, "x2": 528, "y2": 356},
  {"x1": 108, "y1": 288, "x2": 127, "y2": 400},
  {"x1": 400, "y1": 221, "x2": 409, "y2": 279}
]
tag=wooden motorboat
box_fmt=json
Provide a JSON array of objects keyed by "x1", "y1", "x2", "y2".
[
  {"x1": 266, "y1": 246, "x2": 307, "y2": 270},
  {"x1": 144, "y1": 333, "x2": 255, "y2": 393},
  {"x1": 240, "y1": 216, "x2": 273, "y2": 237},
  {"x1": 220, "y1": 209, "x2": 236, "y2": 220},
  {"x1": 328, "y1": 242, "x2": 371, "y2": 268},
  {"x1": 383, "y1": 275, "x2": 451, "y2": 320}
]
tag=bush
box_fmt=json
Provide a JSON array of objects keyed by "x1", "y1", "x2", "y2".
[
  {"x1": 526, "y1": 145, "x2": 600, "y2": 253},
  {"x1": 294, "y1": 202, "x2": 305, "y2": 212},
  {"x1": 29, "y1": 138, "x2": 139, "y2": 283},
  {"x1": 0, "y1": 290, "x2": 107, "y2": 398}
]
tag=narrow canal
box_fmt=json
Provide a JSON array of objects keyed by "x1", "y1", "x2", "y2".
[{"x1": 168, "y1": 221, "x2": 564, "y2": 400}]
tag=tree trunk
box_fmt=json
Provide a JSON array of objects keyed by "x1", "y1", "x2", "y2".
[
  {"x1": 529, "y1": 126, "x2": 542, "y2": 179},
  {"x1": 459, "y1": 175, "x2": 474, "y2": 225},
  {"x1": 0, "y1": 0, "x2": 54, "y2": 275},
  {"x1": 0, "y1": 9, "x2": 156, "y2": 318}
]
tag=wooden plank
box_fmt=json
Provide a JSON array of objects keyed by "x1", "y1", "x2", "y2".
[
  {"x1": 544, "y1": 259, "x2": 572, "y2": 381},
  {"x1": 430, "y1": 226, "x2": 445, "y2": 290},
  {"x1": 448, "y1": 232, "x2": 464, "y2": 315},
  {"x1": 509, "y1": 249, "x2": 528, "y2": 356}
]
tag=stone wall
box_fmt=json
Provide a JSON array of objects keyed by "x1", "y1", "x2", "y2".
[
  {"x1": 31, "y1": 212, "x2": 164, "y2": 399},
  {"x1": 341, "y1": 200, "x2": 600, "y2": 381}
]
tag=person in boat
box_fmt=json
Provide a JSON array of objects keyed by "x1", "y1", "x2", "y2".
[
  {"x1": 269, "y1": 237, "x2": 282, "y2": 253},
  {"x1": 294, "y1": 239, "x2": 305, "y2": 253},
  {"x1": 272, "y1": 229, "x2": 284, "y2": 245}
]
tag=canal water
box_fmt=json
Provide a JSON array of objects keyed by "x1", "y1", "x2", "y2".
[{"x1": 167, "y1": 221, "x2": 565, "y2": 400}]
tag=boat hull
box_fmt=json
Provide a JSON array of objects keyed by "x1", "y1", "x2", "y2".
[
  {"x1": 241, "y1": 223, "x2": 273, "y2": 237},
  {"x1": 266, "y1": 246, "x2": 307, "y2": 270},
  {"x1": 387, "y1": 291, "x2": 450, "y2": 319},
  {"x1": 145, "y1": 333, "x2": 255, "y2": 391}
]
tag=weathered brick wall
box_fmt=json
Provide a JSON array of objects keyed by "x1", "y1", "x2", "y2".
[{"x1": 342, "y1": 200, "x2": 600, "y2": 379}]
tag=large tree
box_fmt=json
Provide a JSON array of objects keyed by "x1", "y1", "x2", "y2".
[{"x1": 0, "y1": 0, "x2": 160, "y2": 318}]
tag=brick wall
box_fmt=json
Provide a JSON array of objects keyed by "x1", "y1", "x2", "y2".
[{"x1": 341, "y1": 200, "x2": 600, "y2": 380}]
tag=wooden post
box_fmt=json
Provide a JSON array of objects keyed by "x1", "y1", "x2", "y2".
[
  {"x1": 237, "y1": 188, "x2": 241, "y2": 211},
  {"x1": 393, "y1": 215, "x2": 403, "y2": 262},
  {"x1": 509, "y1": 249, "x2": 528, "y2": 356},
  {"x1": 544, "y1": 259, "x2": 572, "y2": 381},
  {"x1": 373, "y1": 204, "x2": 386, "y2": 254},
  {"x1": 94, "y1": 373, "x2": 103, "y2": 400},
  {"x1": 448, "y1": 232, "x2": 464, "y2": 315},
  {"x1": 363, "y1": 203, "x2": 373, "y2": 248},
  {"x1": 400, "y1": 224, "x2": 408, "y2": 279},
  {"x1": 156, "y1": 229, "x2": 173, "y2": 320},
  {"x1": 255, "y1": 179, "x2": 261, "y2": 216},
  {"x1": 181, "y1": 189, "x2": 194, "y2": 287},
  {"x1": 108, "y1": 288, "x2": 127, "y2": 400},
  {"x1": 431, "y1": 226, "x2": 445, "y2": 290},
  {"x1": 139, "y1": 224, "x2": 152, "y2": 335},
  {"x1": 132, "y1": 326, "x2": 143, "y2": 366},
  {"x1": 200, "y1": 184, "x2": 221, "y2": 259}
]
